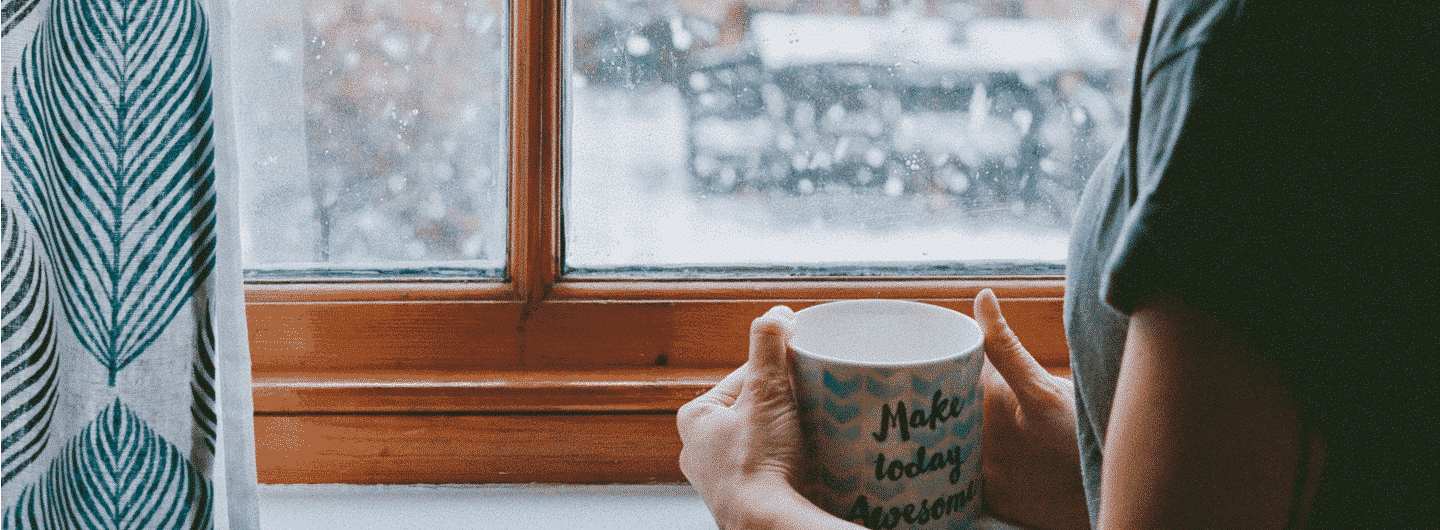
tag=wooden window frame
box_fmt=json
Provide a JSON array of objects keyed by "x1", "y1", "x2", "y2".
[{"x1": 247, "y1": 0, "x2": 1069, "y2": 485}]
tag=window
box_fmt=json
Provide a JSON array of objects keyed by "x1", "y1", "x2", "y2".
[
  {"x1": 240, "y1": 0, "x2": 1137, "y2": 484},
  {"x1": 567, "y1": 0, "x2": 1132, "y2": 275},
  {"x1": 234, "y1": 0, "x2": 507, "y2": 277}
]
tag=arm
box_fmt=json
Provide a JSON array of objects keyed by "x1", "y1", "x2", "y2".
[{"x1": 1099, "y1": 288, "x2": 1308, "y2": 529}]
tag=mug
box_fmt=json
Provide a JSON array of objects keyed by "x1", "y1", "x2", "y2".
[{"x1": 790, "y1": 299, "x2": 984, "y2": 530}]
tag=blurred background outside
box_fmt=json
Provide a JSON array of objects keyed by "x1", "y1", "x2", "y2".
[
  {"x1": 234, "y1": 0, "x2": 1141, "y2": 277},
  {"x1": 235, "y1": 0, "x2": 509, "y2": 277}
]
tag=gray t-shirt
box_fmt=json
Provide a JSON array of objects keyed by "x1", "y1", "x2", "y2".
[
  {"x1": 1064, "y1": 143, "x2": 1127, "y2": 530},
  {"x1": 1063, "y1": 1, "x2": 1435, "y2": 527}
]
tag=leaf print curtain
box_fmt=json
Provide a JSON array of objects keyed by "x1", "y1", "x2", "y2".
[{"x1": 2, "y1": 0, "x2": 260, "y2": 527}]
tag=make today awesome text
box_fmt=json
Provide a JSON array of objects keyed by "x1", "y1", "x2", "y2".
[
  {"x1": 871, "y1": 389, "x2": 966, "y2": 443},
  {"x1": 830, "y1": 388, "x2": 978, "y2": 529}
]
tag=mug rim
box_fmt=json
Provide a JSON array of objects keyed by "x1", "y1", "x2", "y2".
[{"x1": 790, "y1": 299, "x2": 984, "y2": 368}]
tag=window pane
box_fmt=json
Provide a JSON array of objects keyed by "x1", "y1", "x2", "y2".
[
  {"x1": 235, "y1": 0, "x2": 507, "y2": 278},
  {"x1": 567, "y1": 0, "x2": 1139, "y2": 275}
]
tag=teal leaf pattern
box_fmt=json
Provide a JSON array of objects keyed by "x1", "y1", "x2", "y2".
[
  {"x1": 947, "y1": 515, "x2": 976, "y2": 530},
  {"x1": 950, "y1": 413, "x2": 977, "y2": 440},
  {"x1": 2, "y1": 0, "x2": 216, "y2": 386},
  {"x1": 2, "y1": 399, "x2": 212, "y2": 529},
  {"x1": 2, "y1": 203, "x2": 59, "y2": 483},
  {"x1": 910, "y1": 416, "x2": 947, "y2": 447},
  {"x1": 2, "y1": 0, "x2": 43, "y2": 37},
  {"x1": 188, "y1": 305, "x2": 215, "y2": 455}
]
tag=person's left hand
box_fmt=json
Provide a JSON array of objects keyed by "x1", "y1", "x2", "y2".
[
  {"x1": 677, "y1": 306, "x2": 805, "y2": 525},
  {"x1": 677, "y1": 307, "x2": 866, "y2": 530}
]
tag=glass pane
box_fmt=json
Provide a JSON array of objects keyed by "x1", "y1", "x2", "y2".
[
  {"x1": 234, "y1": 0, "x2": 507, "y2": 278},
  {"x1": 566, "y1": 0, "x2": 1140, "y2": 275}
]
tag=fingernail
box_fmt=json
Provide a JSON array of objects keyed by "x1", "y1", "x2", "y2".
[{"x1": 766, "y1": 305, "x2": 795, "y2": 318}]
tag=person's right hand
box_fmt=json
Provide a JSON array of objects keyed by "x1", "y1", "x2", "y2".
[{"x1": 975, "y1": 289, "x2": 1089, "y2": 530}]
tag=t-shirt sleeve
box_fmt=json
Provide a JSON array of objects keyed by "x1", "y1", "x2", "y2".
[
  {"x1": 1095, "y1": 5, "x2": 1435, "y2": 525},
  {"x1": 1099, "y1": 3, "x2": 1433, "y2": 413}
]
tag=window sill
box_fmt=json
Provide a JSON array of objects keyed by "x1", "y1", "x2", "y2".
[
  {"x1": 253, "y1": 368, "x2": 731, "y2": 413},
  {"x1": 254, "y1": 366, "x2": 1072, "y2": 414},
  {"x1": 248, "y1": 279, "x2": 1067, "y2": 484}
]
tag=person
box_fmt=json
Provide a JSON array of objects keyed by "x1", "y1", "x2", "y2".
[{"x1": 676, "y1": 1, "x2": 1436, "y2": 528}]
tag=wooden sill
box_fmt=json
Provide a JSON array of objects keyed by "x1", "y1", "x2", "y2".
[
  {"x1": 251, "y1": 365, "x2": 1073, "y2": 484},
  {"x1": 253, "y1": 368, "x2": 731, "y2": 413},
  {"x1": 248, "y1": 279, "x2": 1069, "y2": 484},
  {"x1": 253, "y1": 366, "x2": 1073, "y2": 414},
  {"x1": 246, "y1": 279, "x2": 1067, "y2": 372}
]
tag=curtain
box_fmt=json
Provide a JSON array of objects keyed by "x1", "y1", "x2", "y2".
[{"x1": 2, "y1": 0, "x2": 260, "y2": 527}]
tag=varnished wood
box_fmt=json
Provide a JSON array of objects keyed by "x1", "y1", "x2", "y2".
[
  {"x1": 254, "y1": 413, "x2": 685, "y2": 484},
  {"x1": 252, "y1": 368, "x2": 729, "y2": 413},
  {"x1": 510, "y1": 0, "x2": 563, "y2": 303},
  {"x1": 246, "y1": 301, "x2": 525, "y2": 372},
  {"x1": 246, "y1": 295, "x2": 1069, "y2": 372},
  {"x1": 523, "y1": 298, "x2": 1067, "y2": 367},
  {"x1": 244, "y1": 282, "x2": 1070, "y2": 483},
  {"x1": 251, "y1": 367, "x2": 1072, "y2": 485},
  {"x1": 252, "y1": 366, "x2": 1072, "y2": 415}
]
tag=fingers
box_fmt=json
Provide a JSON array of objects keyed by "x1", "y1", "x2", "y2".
[
  {"x1": 700, "y1": 364, "x2": 750, "y2": 408},
  {"x1": 742, "y1": 306, "x2": 796, "y2": 408},
  {"x1": 678, "y1": 306, "x2": 795, "y2": 437},
  {"x1": 678, "y1": 363, "x2": 748, "y2": 440},
  {"x1": 975, "y1": 289, "x2": 1055, "y2": 412},
  {"x1": 749, "y1": 306, "x2": 796, "y2": 371}
]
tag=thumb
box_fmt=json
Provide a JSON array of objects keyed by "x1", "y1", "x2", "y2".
[
  {"x1": 740, "y1": 305, "x2": 797, "y2": 408},
  {"x1": 975, "y1": 289, "x2": 1054, "y2": 412}
]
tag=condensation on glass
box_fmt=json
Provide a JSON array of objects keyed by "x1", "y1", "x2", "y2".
[
  {"x1": 566, "y1": 0, "x2": 1141, "y2": 276},
  {"x1": 233, "y1": 0, "x2": 507, "y2": 278}
]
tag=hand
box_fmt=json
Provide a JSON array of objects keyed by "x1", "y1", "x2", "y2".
[
  {"x1": 976, "y1": 289, "x2": 1089, "y2": 530},
  {"x1": 677, "y1": 306, "x2": 864, "y2": 530}
]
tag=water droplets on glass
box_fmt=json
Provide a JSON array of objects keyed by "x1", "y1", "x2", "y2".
[
  {"x1": 567, "y1": 0, "x2": 1140, "y2": 275},
  {"x1": 235, "y1": 0, "x2": 507, "y2": 278}
]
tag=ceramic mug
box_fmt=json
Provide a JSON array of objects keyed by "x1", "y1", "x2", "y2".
[{"x1": 790, "y1": 299, "x2": 984, "y2": 530}]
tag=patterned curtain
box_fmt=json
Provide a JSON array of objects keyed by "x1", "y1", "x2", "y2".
[{"x1": 2, "y1": 0, "x2": 260, "y2": 527}]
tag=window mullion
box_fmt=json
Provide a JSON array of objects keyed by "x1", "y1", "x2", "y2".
[{"x1": 510, "y1": 0, "x2": 564, "y2": 304}]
